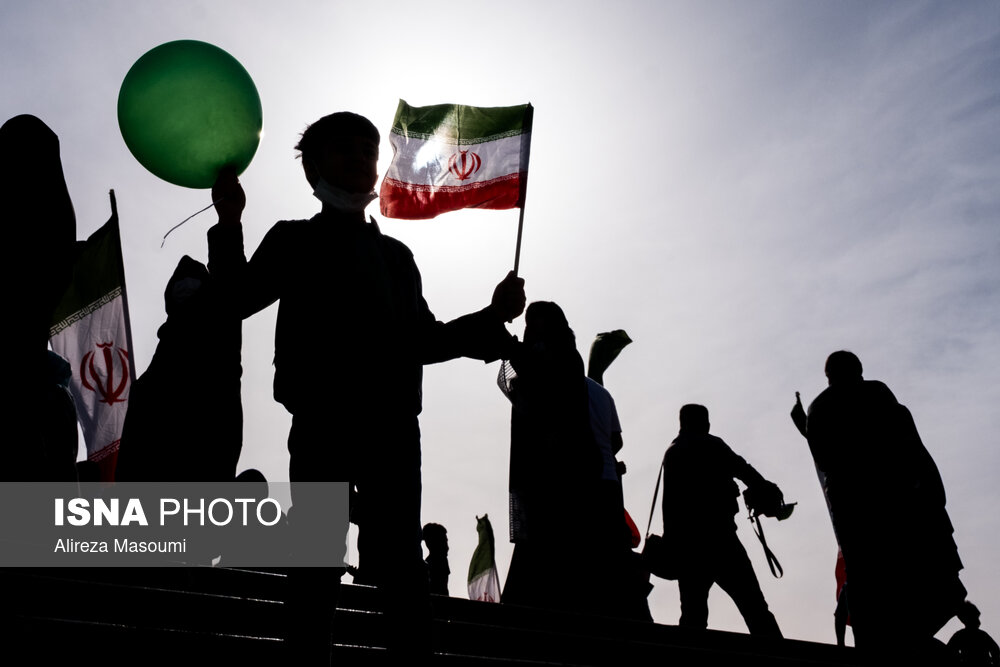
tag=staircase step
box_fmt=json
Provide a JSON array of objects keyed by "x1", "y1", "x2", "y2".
[{"x1": 2, "y1": 568, "x2": 864, "y2": 667}]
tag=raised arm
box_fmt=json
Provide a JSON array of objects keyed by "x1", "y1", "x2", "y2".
[
  {"x1": 790, "y1": 391, "x2": 809, "y2": 438},
  {"x1": 417, "y1": 270, "x2": 525, "y2": 365},
  {"x1": 207, "y1": 169, "x2": 280, "y2": 319}
]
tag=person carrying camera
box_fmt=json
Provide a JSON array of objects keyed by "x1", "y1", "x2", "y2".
[{"x1": 662, "y1": 404, "x2": 783, "y2": 637}]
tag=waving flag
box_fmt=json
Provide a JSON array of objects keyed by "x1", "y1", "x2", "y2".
[
  {"x1": 380, "y1": 100, "x2": 532, "y2": 220},
  {"x1": 587, "y1": 329, "x2": 633, "y2": 386},
  {"x1": 49, "y1": 192, "x2": 134, "y2": 481},
  {"x1": 468, "y1": 514, "x2": 501, "y2": 603}
]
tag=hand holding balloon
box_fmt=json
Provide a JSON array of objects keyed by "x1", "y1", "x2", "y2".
[{"x1": 213, "y1": 167, "x2": 245, "y2": 225}]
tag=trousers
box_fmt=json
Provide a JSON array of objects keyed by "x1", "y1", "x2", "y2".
[{"x1": 677, "y1": 530, "x2": 782, "y2": 638}]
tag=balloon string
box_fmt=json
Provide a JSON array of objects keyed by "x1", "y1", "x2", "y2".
[{"x1": 161, "y1": 198, "x2": 223, "y2": 248}]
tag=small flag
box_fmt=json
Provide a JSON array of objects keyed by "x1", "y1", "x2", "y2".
[
  {"x1": 49, "y1": 192, "x2": 135, "y2": 482},
  {"x1": 468, "y1": 514, "x2": 501, "y2": 603},
  {"x1": 380, "y1": 100, "x2": 532, "y2": 220},
  {"x1": 587, "y1": 330, "x2": 633, "y2": 386}
]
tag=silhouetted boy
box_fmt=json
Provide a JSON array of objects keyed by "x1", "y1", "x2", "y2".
[{"x1": 209, "y1": 111, "x2": 525, "y2": 661}]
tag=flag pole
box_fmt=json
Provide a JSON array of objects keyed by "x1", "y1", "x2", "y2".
[
  {"x1": 512, "y1": 103, "x2": 533, "y2": 277},
  {"x1": 512, "y1": 205, "x2": 526, "y2": 277},
  {"x1": 109, "y1": 189, "x2": 137, "y2": 383}
]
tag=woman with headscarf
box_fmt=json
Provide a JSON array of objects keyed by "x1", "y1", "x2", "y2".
[
  {"x1": 498, "y1": 301, "x2": 612, "y2": 613},
  {"x1": 1, "y1": 114, "x2": 79, "y2": 481}
]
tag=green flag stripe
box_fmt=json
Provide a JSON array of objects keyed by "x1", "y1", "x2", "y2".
[
  {"x1": 51, "y1": 215, "x2": 122, "y2": 325},
  {"x1": 390, "y1": 100, "x2": 532, "y2": 145},
  {"x1": 49, "y1": 288, "x2": 122, "y2": 337},
  {"x1": 468, "y1": 515, "x2": 497, "y2": 581}
]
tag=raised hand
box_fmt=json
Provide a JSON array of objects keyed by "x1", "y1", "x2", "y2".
[
  {"x1": 491, "y1": 270, "x2": 526, "y2": 322},
  {"x1": 212, "y1": 166, "x2": 246, "y2": 224},
  {"x1": 790, "y1": 391, "x2": 807, "y2": 437}
]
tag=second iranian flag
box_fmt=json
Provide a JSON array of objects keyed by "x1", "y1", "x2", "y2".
[{"x1": 380, "y1": 100, "x2": 532, "y2": 220}]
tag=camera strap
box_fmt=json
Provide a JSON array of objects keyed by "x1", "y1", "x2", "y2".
[
  {"x1": 644, "y1": 454, "x2": 667, "y2": 538},
  {"x1": 750, "y1": 513, "x2": 784, "y2": 578}
]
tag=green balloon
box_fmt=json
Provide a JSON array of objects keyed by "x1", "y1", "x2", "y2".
[{"x1": 118, "y1": 40, "x2": 262, "y2": 189}]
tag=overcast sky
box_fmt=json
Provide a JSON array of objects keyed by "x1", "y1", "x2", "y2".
[{"x1": 3, "y1": 0, "x2": 997, "y2": 646}]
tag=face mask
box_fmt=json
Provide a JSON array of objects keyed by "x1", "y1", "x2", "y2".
[{"x1": 313, "y1": 177, "x2": 378, "y2": 212}]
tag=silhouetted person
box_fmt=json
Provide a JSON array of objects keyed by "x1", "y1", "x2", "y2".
[
  {"x1": 209, "y1": 111, "x2": 525, "y2": 662},
  {"x1": 585, "y1": 330, "x2": 651, "y2": 621},
  {"x1": 948, "y1": 602, "x2": 999, "y2": 666},
  {"x1": 422, "y1": 522, "x2": 450, "y2": 596},
  {"x1": 1, "y1": 115, "x2": 79, "y2": 482},
  {"x1": 115, "y1": 255, "x2": 242, "y2": 482},
  {"x1": 499, "y1": 302, "x2": 620, "y2": 614},
  {"x1": 794, "y1": 351, "x2": 970, "y2": 656},
  {"x1": 662, "y1": 404, "x2": 783, "y2": 637}
]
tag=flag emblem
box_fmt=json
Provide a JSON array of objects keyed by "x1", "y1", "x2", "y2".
[
  {"x1": 80, "y1": 342, "x2": 130, "y2": 405},
  {"x1": 448, "y1": 150, "x2": 482, "y2": 181}
]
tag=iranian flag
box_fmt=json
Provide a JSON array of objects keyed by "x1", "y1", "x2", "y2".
[
  {"x1": 468, "y1": 514, "x2": 501, "y2": 603},
  {"x1": 380, "y1": 100, "x2": 533, "y2": 220},
  {"x1": 49, "y1": 192, "x2": 135, "y2": 482}
]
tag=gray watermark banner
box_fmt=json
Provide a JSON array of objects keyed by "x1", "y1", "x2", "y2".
[{"x1": 0, "y1": 482, "x2": 348, "y2": 567}]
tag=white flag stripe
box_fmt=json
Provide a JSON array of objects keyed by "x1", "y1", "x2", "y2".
[
  {"x1": 385, "y1": 131, "x2": 527, "y2": 187},
  {"x1": 468, "y1": 568, "x2": 501, "y2": 603}
]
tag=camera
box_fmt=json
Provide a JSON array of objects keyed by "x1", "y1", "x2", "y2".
[{"x1": 743, "y1": 481, "x2": 796, "y2": 521}]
